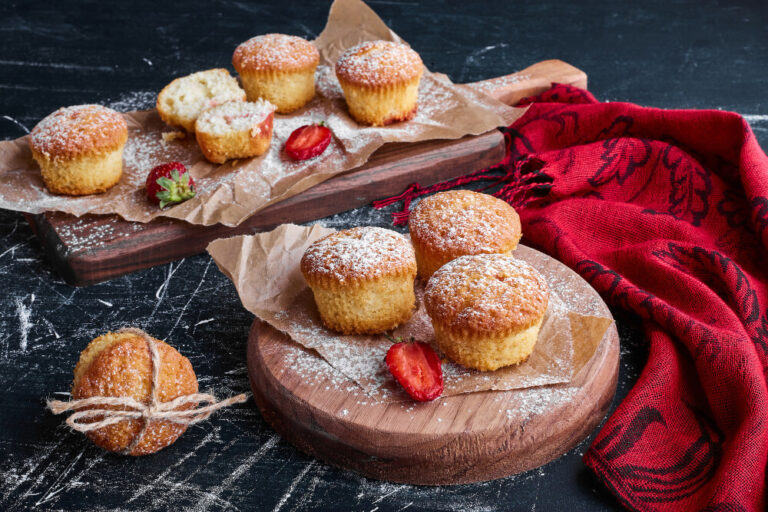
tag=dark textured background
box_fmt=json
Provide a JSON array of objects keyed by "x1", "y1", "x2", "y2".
[{"x1": 1, "y1": 1, "x2": 766, "y2": 510}]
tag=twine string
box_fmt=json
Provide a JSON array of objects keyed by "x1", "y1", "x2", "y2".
[{"x1": 46, "y1": 327, "x2": 247, "y2": 454}]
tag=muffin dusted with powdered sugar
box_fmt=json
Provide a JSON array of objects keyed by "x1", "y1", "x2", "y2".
[
  {"x1": 300, "y1": 226, "x2": 417, "y2": 335},
  {"x1": 335, "y1": 40, "x2": 423, "y2": 126},
  {"x1": 409, "y1": 190, "x2": 522, "y2": 280},
  {"x1": 29, "y1": 104, "x2": 128, "y2": 195},
  {"x1": 424, "y1": 254, "x2": 549, "y2": 371},
  {"x1": 194, "y1": 99, "x2": 276, "y2": 164},
  {"x1": 233, "y1": 34, "x2": 319, "y2": 114}
]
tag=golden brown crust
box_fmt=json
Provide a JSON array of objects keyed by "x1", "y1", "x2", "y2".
[
  {"x1": 29, "y1": 105, "x2": 127, "y2": 160},
  {"x1": 300, "y1": 226, "x2": 416, "y2": 286},
  {"x1": 233, "y1": 34, "x2": 319, "y2": 73},
  {"x1": 409, "y1": 190, "x2": 521, "y2": 278},
  {"x1": 424, "y1": 254, "x2": 549, "y2": 337},
  {"x1": 71, "y1": 331, "x2": 198, "y2": 456},
  {"x1": 335, "y1": 41, "x2": 423, "y2": 88}
]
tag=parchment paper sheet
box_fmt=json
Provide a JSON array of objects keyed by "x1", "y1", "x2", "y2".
[
  {"x1": 208, "y1": 224, "x2": 614, "y2": 397},
  {"x1": 0, "y1": 0, "x2": 524, "y2": 227}
]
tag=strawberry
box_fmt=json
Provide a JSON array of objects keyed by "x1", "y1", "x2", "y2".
[
  {"x1": 385, "y1": 336, "x2": 443, "y2": 402},
  {"x1": 285, "y1": 122, "x2": 332, "y2": 161},
  {"x1": 145, "y1": 161, "x2": 196, "y2": 208}
]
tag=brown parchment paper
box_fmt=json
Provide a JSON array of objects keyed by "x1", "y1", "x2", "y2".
[
  {"x1": 0, "y1": 0, "x2": 524, "y2": 227},
  {"x1": 208, "y1": 224, "x2": 613, "y2": 397}
]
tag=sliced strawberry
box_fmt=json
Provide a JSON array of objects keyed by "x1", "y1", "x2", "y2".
[
  {"x1": 385, "y1": 337, "x2": 443, "y2": 402},
  {"x1": 145, "y1": 161, "x2": 196, "y2": 208},
  {"x1": 285, "y1": 122, "x2": 332, "y2": 161}
]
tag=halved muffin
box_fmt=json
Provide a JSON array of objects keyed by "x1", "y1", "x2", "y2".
[
  {"x1": 195, "y1": 99, "x2": 276, "y2": 163},
  {"x1": 156, "y1": 68, "x2": 246, "y2": 132}
]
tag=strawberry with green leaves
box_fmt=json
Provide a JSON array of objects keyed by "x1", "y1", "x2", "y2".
[{"x1": 145, "y1": 161, "x2": 196, "y2": 208}]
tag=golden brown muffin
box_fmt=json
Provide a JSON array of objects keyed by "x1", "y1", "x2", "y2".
[
  {"x1": 300, "y1": 226, "x2": 417, "y2": 334},
  {"x1": 29, "y1": 105, "x2": 127, "y2": 195},
  {"x1": 335, "y1": 40, "x2": 423, "y2": 126},
  {"x1": 156, "y1": 68, "x2": 246, "y2": 132},
  {"x1": 409, "y1": 190, "x2": 522, "y2": 280},
  {"x1": 194, "y1": 99, "x2": 276, "y2": 163},
  {"x1": 71, "y1": 330, "x2": 198, "y2": 455},
  {"x1": 232, "y1": 34, "x2": 319, "y2": 114},
  {"x1": 424, "y1": 254, "x2": 549, "y2": 371}
]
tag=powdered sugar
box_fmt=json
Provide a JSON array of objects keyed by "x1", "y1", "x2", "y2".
[
  {"x1": 29, "y1": 105, "x2": 126, "y2": 156},
  {"x1": 233, "y1": 34, "x2": 319, "y2": 71},
  {"x1": 196, "y1": 99, "x2": 276, "y2": 136},
  {"x1": 336, "y1": 41, "x2": 422, "y2": 87},
  {"x1": 301, "y1": 226, "x2": 414, "y2": 282}
]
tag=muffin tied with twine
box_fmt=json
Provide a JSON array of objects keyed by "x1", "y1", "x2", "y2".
[{"x1": 47, "y1": 328, "x2": 247, "y2": 455}]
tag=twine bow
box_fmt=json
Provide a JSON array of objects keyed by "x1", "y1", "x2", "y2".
[{"x1": 47, "y1": 327, "x2": 247, "y2": 454}]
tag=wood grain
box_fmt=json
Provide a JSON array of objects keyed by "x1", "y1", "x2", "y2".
[
  {"x1": 247, "y1": 245, "x2": 619, "y2": 485},
  {"x1": 25, "y1": 60, "x2": 587, "y2": 286}
]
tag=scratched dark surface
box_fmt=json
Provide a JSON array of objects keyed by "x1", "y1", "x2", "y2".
[{"x1": 1, "y1": 0, "x2": 767, "y2": 511}]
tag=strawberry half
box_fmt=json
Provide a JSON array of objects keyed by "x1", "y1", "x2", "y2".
[
  {"x1": 285, "y1": 122, "x2": 332, "y2": 161},
  {"x1": 145, "y1": 161, "x2": 196, "y2": 208},
  {"x1": 385, "y1": 337, "x2": 443, "y2": 402}
]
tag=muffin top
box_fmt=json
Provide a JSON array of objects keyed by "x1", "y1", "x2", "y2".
[
  {"x1": 72, "y1": 330, "x2": 197, "y2": 402},
  {"x1": 301, "y1": 226, "x2": 416, "y2": 284},
  {"x1": 29, "y1": 105, "x2": 128, "y2": 159},
  {"x1": 71, "y1": 330, "x2": 198, "y2": 455},
  {"x1": 409, "y1": 190, "x2": 521, "y2": 258},
  {"x1": 195, "y1": 99, "x2": 276, "y2": 135},
  {"x1": 232, "y1": 34, "x2": 319, "y2": 72},
  {"x1": 335, "y1": 40, "x2": 423, "y2": 88},
  {"x1": 424, "y1": 254, "x2": 549, "y2": 335}
]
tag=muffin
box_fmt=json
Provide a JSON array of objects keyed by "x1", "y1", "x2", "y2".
[
  {"x1": 232, "y1": 34, "x2": 319, "y2": 114},
  {"x1": 409, "y1": 190, "x2": 522, "y2": 280},
  {"x1": 29, "y1": 105, "x2": 127, "y2": 195},
  {"x1": 424, "y1": 254, "x2": 549, "y2": 371},
  {"x1": 156, "y1": 68, "x2": 246, "y2": 132},
  {"x1": 335, "y1": 40, "x2": 423, "y2": 126},
  {"x1": 71, "y1": 330, "x2": 198, "y2": 455},
  {"x1": 195, "y1": 99, "x2": 276, "y2": 163},
  {"x1": 300, "y1": 226, "x2": 417, "y2": 334}
]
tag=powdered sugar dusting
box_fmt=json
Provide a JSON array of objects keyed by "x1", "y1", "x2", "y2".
[
  {"x1": 233, "y1": 34, "x2": 319, "y2": 71},
  {"x1": 29, "y1": 105, "x2": 126, "y2": 156},
  {"x1": 336, "y1": 40, "x2": 422, "y2": 87},
  {"x1": 301, "y1": 226, "x2": 415, "y2": 282},
  {"x1": 425, "y1": 254, "x2": 549, "y2": 331},
  {"x1": 196, "y1": 99, "x2": 276, "y2": 135},
  {"x1": 410, "y1": 190, "x2": 521, "y2": 254}
]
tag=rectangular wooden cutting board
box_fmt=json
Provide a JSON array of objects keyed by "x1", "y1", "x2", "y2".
[{"x1": 24, "y1": 60, "x2": 586, "y2": 286}]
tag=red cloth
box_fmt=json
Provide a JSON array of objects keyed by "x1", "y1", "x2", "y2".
[{"x1": 376, "y1": 84, "x2": 768, "y2": 511}]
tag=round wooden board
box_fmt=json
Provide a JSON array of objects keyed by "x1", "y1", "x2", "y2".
[{"x1": 247, "y1": 245, "x2": 619, "y2": 485}]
